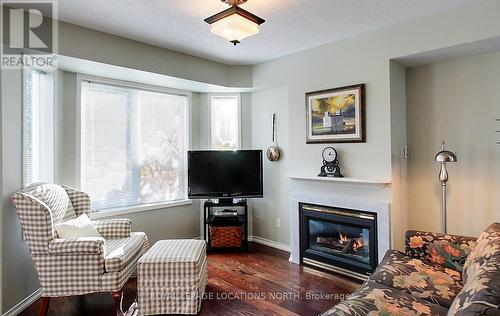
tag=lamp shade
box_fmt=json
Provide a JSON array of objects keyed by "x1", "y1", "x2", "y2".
[
  {"x1": 205, "y1": 5, "x2": 265, "y2": 45},
  {"x1": 210, "y1": 13, "x2": 260, "y2": 44},
  {"x1": 435, "y1": 150, "x2": 457, "y2": 163}
]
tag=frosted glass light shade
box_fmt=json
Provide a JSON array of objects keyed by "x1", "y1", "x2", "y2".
[
  {"x1": 210, "y1": 13, "x2": 260, "y2": 43},
  {"x1": 205, "y1": 5, "x2": 264, "y2": 45}
]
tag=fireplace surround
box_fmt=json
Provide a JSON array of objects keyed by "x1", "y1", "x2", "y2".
[
  {"x1": 288, "y1": 189, "x2": 390, "y2": 280},
  {"x1": 299, "y1": 203, "x2": 378, "y2": 280}
]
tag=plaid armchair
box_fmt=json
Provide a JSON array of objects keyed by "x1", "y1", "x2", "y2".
[{"x1": 11, "y1": 183, "x2": 149, "y2": 316}]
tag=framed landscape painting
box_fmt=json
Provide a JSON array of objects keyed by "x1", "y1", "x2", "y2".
[{"x1": 305, "y1": 84, "x2": 365, "y2": 143}]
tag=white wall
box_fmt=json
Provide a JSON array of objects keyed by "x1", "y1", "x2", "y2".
[
  {"x1": 389, "y1": 61, "x2": 409, "y2": 249},
  {"x1": 251, "y1": 87, "x2": 290, "y2": 245},
  {"x1": 1, "y1": 68, "x2": 41, "y2": 312},
  {"x1": 406, "y1": 51, "x2": 500, "y2": 236},
  {"x1": 249, "y1": 0, "x2": 500, "y2": 250}
]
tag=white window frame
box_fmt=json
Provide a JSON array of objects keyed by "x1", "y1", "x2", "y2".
[
  {"x1": 76, "y1": 74, "x2": 192, "y2": 218},
  {"x1": 22, "y1": 66, "x2": 56, "y2": 187},
  {"x1": 209, "y1": 93, "x2": 241, "y2": 150}
]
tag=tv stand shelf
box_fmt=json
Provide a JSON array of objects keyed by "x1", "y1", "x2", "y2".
[
  {"x1": 203, "y1": 199, "x2": 248, "y2": 252},
  {"x1": 206, "y1": 214, "x2": 246, "y2": 225}
]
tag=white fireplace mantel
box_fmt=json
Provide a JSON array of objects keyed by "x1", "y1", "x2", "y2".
[{"x1": 287, "y1": 174, "x2": 391, "y2": 188}]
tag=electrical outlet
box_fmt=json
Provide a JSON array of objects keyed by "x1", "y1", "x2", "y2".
[{"x1": 276, "y1": 218, "x2": 281, "y2": 228}]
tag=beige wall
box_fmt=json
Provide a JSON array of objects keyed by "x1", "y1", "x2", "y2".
[{"x1": 406, "y1": 51, "x2": 500, "y2": 236}]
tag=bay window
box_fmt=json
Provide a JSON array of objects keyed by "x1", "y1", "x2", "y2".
[
  {"x1": 80, "y1": 78, "x2": 189, "y2": 211},
  {"x1": 210, "y1": 94, "x2": 240, "y2": 150},
  {"x1": 23, "y1": 67, "x2": 54, "y2": 186}
]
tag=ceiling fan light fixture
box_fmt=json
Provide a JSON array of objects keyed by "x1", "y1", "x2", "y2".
[{"x1": 204, "y1": 3, "x2": 265, "y2": 45}]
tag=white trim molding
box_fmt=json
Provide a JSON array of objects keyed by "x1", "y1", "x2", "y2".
[
  {"x1": 2, "y1": 288, "x2": 41, "y2": 316},
  {"x1": 249, "y1": 235, "x2": 291, "y2": 253},
  {"x1": 90, "y1": 199, "x2": 193, "y2": 219},
  {"x1": 288, "y1": 174, "x2": 391, "y2": 188}
]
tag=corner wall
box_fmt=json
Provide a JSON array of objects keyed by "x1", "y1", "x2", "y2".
[
  {"x1": 389, "y1": 61, "x2": 409, "y2": 249},
  {"x1": 406, "y1": 51, "x2": 500, "y2": 236},
  {"x1": 251, "y1": 86, "x2": 290, "y2": 245}
]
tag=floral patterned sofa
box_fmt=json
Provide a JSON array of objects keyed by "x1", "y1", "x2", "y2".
[{"x1": 322, "y1": 223, "x2": 500, "y2": 316}]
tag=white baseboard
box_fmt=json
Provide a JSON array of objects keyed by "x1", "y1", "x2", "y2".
[
  {"x1": 2, "y1": 288, "x2": 41, "y2": 316},
  {"x1": 199, "y1": 235, "x2": 291, "y2": 252},
  {"x1": 249, "y1": 236, "x2": 291, "y2": 253}
]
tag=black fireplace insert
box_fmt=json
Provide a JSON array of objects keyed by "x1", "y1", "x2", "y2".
[{"x1": 299, "y1": 203, "x2": 377, "y2": 280}]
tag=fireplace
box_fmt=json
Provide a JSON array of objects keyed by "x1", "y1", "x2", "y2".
[{"x1": 299, "y1": 203, "x2": 378, "y2": 280}]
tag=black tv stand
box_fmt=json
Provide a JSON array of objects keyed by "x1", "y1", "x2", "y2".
[{"x1": 203, "y1": 199, "x2": 248, "y2": 252}]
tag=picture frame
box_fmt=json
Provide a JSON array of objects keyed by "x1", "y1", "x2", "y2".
[{"x1": 305, "y1": 84, "x2": 365, "y2": 143}]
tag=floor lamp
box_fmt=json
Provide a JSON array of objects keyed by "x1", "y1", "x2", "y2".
[{"x1": 434, "y1": 142, "x2": 457, "y2": 233}]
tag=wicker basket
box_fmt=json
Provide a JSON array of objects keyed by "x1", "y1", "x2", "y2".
[{"x1": 209, "y1": 225, "x2": 243, "y2": 248}]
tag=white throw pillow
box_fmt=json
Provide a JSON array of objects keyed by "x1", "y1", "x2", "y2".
[{"x1": 55, "y1": 213, "x2": 102, "y2": 238}]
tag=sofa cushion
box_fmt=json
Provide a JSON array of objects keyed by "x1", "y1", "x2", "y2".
[
  {"x1": 463, "y1": 223, "x2": 500, "y2": 283},
  {"x1": 321, "y1": 280, "x2": 448, "y2": 316},
  {"x1": 448, "y1": 257, "x2": 500, "y2": 316},
  {"x1": 104, "y1": 232, "x2": 146, "y2": 272},
  {"x1": 371, "y1": 250, "x2": 463, "y2": 308},
  {"x1": 405, "y1": 230, "x2": 476, "y2": 272}
]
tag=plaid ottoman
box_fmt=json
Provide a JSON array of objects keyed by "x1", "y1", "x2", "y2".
[{"x1": 138, "y1": 239, "x2": 207, "y2": 315}]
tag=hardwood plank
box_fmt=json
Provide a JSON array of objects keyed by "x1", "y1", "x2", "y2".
[{"x1": 18, "y1": 242, "x2": 360, "y2": 316}]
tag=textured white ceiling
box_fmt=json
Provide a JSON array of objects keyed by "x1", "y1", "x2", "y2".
[{"x1": 57, "y1": 0, "x2": 474, "y2": 65}]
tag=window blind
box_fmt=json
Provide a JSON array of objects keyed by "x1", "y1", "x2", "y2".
[
  {"x1": 80, "y1": 81, "x2": 189, "y2": 211},
  {"x1": 24, "y1": 68, "x2": 54, "y2": 185}
]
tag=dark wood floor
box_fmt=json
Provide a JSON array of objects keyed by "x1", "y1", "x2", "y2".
[{"x1": 20, "y1": 242, "x2": 360, "y2": 316}]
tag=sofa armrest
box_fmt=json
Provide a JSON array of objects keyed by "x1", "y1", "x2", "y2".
[
  {"x1": 405, "y1": 230, "x2": 477, "y2": 271},
  {"x1": 49, "y1": 237, "x2": 105, "y2": 255},
  {"x1": 93, "y1": 218, "x2": 132, "y2": 239}
]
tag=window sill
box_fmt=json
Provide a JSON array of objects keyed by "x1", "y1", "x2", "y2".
[{"x1": 90, "y1": 199, "x2": 193, "y2": 219}]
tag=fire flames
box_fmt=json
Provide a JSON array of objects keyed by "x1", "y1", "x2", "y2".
[
  {"x1": 339, "y1": 233, "x2": 363, "y2": 252},
  {"x1": 339, "y1": 233, "x2": 348, "y2": 242},
  {"x1": 352, "y1": 240, "x2": 363, "y2": 251}
]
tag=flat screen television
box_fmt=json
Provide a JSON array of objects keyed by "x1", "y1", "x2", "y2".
[{"x1": 188, "y1": 150, "x2": 263, "y2": 199}]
